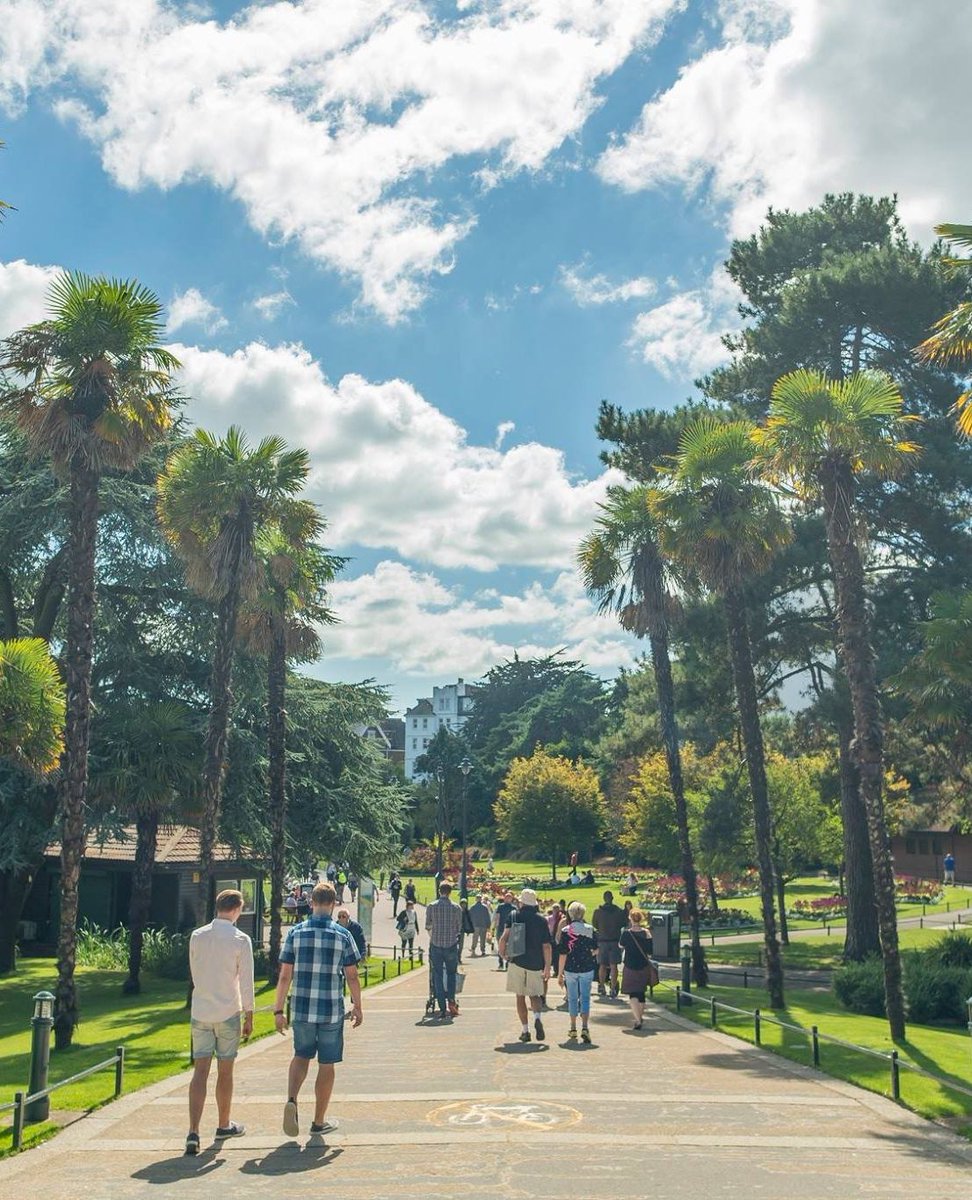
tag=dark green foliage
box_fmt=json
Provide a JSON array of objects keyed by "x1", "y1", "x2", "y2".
[
  {"x1": 931, "y1": 931, "x2": 972, "y2": 969},
  {"x1": 834, "y1": 957, "x2": 886, "y2": 1017},
  {"x1": 904, "y1": 964, "x2": 972, "y2": 1025}
]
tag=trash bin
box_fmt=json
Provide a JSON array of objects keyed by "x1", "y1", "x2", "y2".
[{"x1": 649, "y1": 908, "x2": 681, "y2": 961}]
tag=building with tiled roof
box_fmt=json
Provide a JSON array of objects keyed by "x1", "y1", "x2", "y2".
[{"x1": 403, "y1": 678, "x2": 478, "y2": 779}]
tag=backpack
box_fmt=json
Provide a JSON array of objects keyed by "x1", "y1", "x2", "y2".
[{"x1": 507, "y1": 916, "x2": 527, "y2": 959}]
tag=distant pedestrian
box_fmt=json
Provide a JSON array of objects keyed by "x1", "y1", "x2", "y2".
[
  {"x1": 396, "y1": 899, "x2": 419, "y2": 959},
  {"x1": 185, "y1": 889, "x2": 255, "y2": 1155},
  {"x1": 557, "y1": 901, "x2": 597, "y2": 1044},
  {"x1": 468, "y1": 895, "x2": 491, "y2": 956},
  {"x1": 284, "y1": 890, "x2": 298, "y2": 924},
  {"x1": 426, "y1": 881, "x2": 463, "y2": 1018},
  {"x1": 499, "y1": 888, "x2": 552, "y2": 1042},
  {"x1": 404, "y1": 878, "x2": 417, "y2": 905},
  {"x1": 390, "y1": 874, "x2": 403, "y2": 916},
  {"x1": 348, "y1": 873, "x2": 359, "y2": 902},
  {"x1": 547, "y1": 903, "x2": 564, "y2": 988},
  {"x1": 326, "y1": 863, "x2": 337, "y2": 884},
  {"x1": 336, "y1": 908, "x2": 367, "y2": 957},
  {"x1": 458, "y1": 898, "x2": 475, "y2": 962},
  {"x1": 335, "y1": 869, "x2": 347, "y2": 904},
  {"x1": 274, "y1": 882, "x2": 362, "y2": 1138},
  {"x1": 619, "y1": 909, "x2": 654, "y2": 1030},
  {"x1": 592, "y1": 890, "x2": 625, "y2": 998},
  {"x1": 487, "y1": 856, "x2": 495, "y2": 874},
  {"x1": 623, "y1": 900, "x2": 634, "y2": 928},
  {"x1": 379, "y1": 871, "x2": 386, "y2": 891},
  {"x1": 296, "y1": 889, "x2": 310, "y2": 920},
  {"x1": 493, "y1": 890, "x2": 515, "y2": 971},
  {"x1": 945, "y1": 852, "x2": 956, "y2": 885}
]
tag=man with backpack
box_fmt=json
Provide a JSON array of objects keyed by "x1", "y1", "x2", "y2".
[
  {"x1": 498, "y1": 888, "x2": 552, "y2": 1042},
  {"x1": 592, "y1": 890, "x2": 626, "y2": 998}
]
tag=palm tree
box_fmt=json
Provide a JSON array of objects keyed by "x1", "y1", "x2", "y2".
[
  {"x1": 753, "y1": 368, "x2": 920, "y2": 1039},
  {"x1": 653, "y1": 418, "x2": 791, "y2": 1009},
  {"x1": 0, "y1": 637, "x2": 65, "y2": 773},
  {"x1": 157, "y1": 427, "x2": 313, "y2": 915},
  {"x1": 578, "y1": 484, "x2": 708, "y2": 985},
  {"x1": 239, "y1": 515, "x2": 344, "y2": 982},
  {"x1": 92, "y1": 701, "x2": 200, "y2": 993},
  {"x1": 916, "y1": 223, "x2": 972, "y2": 434},
  {"x1": 892, "y1": 590, "x2": 972, "y2": 743},
  {"x1": 0, "y1": 273, "x2": 177, "y2": 1046}
]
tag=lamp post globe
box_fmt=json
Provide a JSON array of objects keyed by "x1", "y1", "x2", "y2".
[{"x1": 459, "y1": 756, "x2": 473, "y2": 897}]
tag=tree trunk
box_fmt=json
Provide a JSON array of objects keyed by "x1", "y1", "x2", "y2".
[
  {"x1": 267, "y1": 616, "x2": 288, "y2": 986},
  {"x1": 55, "y1": 461, "x2": 99, "y2": 1049},
  {"x1": 0, "y1": 865, "x2": 35, "y2": 975},
  {"x1": 198, "y1": 575, "x2": 243, "y2": 920},
  {"x1": 836, "y1": 702, "x2": 880, "y2": 961},
  {"x1": 821, "y1": 463, "x2": 905, "y2": 1040},
  {"x1": 707, "y1": 875, "x2": 719, "y2": 915},
  {"x1": 723, "y1": 585, "x2": 784, "y2": 1009},
  {"x1": 774, "y1": 865, "x2": 790, "y2": 945},
  {"x1": 648, "y1": 623, "x2": 707, "y2": 986},
  {"x1": 123, "y1": 811, "x2": 159, "y2": 995}
]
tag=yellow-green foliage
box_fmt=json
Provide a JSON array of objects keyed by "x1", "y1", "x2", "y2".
[{"x1": 0, "y1": 637, "x2": 65, "y2": 772}]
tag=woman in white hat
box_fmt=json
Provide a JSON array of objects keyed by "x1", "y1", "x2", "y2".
[{"x1": 556, "y1": 901, "x2": 598, "y2": 1043}]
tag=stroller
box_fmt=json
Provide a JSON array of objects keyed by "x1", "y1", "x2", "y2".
[{"x1": 424, "y1": 952, "x2": 465, "y2": 1017}]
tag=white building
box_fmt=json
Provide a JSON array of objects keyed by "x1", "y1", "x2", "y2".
[{"x1": 403, "y1": 678, "x2": 478, "y2": 780}]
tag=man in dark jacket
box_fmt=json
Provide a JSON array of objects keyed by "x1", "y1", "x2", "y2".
[
  {"x1": 592, "y1": 890, "x2": 626, "y2": 997},
  {"x1": 336, "y1": 909, "x2": 367, "y2": 958}
]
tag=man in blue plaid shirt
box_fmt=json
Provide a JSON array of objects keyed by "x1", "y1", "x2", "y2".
[{"x1": 274, "y1": 881, "x2": 362, "y2": 1138}]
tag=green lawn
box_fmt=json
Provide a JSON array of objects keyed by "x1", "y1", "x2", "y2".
[
  {"x1": 0, "y1": 954, "x2": 417, "y2": 1156},
  {"x1": 650, "y1": 974, "x2": 972, "y2": 1132}
]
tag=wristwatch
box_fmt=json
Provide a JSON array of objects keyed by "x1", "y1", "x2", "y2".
[{"x1": 274, "y1": 1009, "x2": 285, "y2": 1015}]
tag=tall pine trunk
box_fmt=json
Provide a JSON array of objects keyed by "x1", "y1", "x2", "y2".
[
  {"x1": 0, "y1": 865, "x2": 35, "y2": 975},
  {"x1": 723, "y1": 585, "x2": 784, "y2": 1009},
  {"x1": 267, "y1": 615, "x2": 288, "y2": 985},
  {"x1": 822, "y1": 464, "x2": 905, "y2": 1040},
  {"x1": 55, "y1": 461, "x2": 99, "y2": 1048},
  {"x1": 774, "y1": 861, "x2": 790, "y2": 945},
  {"x1": 123, "y1": 811, "x2": 159, "y2": 995},
  {"x1": 198, "y1": 576, "x2": 243, "y2": 919},
  {"x1": 836, "y1": 701, "x2": 880, "y2": 961}
]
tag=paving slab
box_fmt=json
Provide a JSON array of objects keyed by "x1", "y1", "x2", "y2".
[{"x1": 2, "y1": 904, "x2": 971, "y2": 1198}]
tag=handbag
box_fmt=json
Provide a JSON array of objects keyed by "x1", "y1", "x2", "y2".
[
  {"x1": 454, "y1": 969, "x2": 466, "y2": 993},
  {"x1": 506, "y1": 917, "x2": 527, "y2": 959}
]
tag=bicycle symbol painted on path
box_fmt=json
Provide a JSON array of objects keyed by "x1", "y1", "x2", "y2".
[{"x1": 428, "y1": 1099, "x2": 582, "y2": 1131}]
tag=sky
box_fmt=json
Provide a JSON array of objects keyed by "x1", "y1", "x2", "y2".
[{"x1": 0, "y1": 0, "x2": 969, "y2": 713}]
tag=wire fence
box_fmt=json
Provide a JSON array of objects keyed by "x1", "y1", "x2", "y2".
[
  {"x1": 648, "y1": 962, "x2": 972, "y2": 1112},
  {"x1": 1, "y1": 1046, "x2": 124, "y2": 1152}
]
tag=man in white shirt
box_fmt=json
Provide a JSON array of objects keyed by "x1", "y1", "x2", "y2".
[{"x1": 185, "y1": 888, "x2": 255, "y2": 1156}]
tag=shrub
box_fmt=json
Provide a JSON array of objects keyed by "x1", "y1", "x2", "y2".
[
  {"x1": 904, "y1": 962, "x2": 972, "y2": 1024},
  {"x1": 833, "y1": 957, "x2": 885, "y2": 1017},
  {"x1": 928, "y1": 931, "x2": 972, "y2": 969},
  {"x1": 75, "y1": 923, "x2": 190, "y2": 978}
]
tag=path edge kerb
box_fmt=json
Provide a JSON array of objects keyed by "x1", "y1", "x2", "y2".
[
  {"x1": 649, "y1": 999, "x2": 972, "y2": 1167},
  {"x1": 0, "y1": 964, "x2": 419, "y2": 1180}
]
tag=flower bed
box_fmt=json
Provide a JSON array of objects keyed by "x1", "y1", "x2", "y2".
[
  {"x1": 697, "y1": 906, "x2": 757, "y2": 930},
  {"x1": 790, "y1": 895, "x2": 847, "y2": 921},
  {"x1": 894, "y1": 875, "x2": 943, "y2": 904}
]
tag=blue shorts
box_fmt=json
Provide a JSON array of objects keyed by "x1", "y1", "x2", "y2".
[{"x1": 291, "y1": 1018, "x2": 345, "y2": 1064}]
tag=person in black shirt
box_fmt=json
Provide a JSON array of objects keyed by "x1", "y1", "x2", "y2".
[
  {"x1": 389, "y1": 874, "x2": 402, "y2": 917},
  {"x1": 493, "y1": 891, "x2": 515, "y2": 971},
  {"x1": 498, "y1": 889, "x2": 552, "y2": 1042}
]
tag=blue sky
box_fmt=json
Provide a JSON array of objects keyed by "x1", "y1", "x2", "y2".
[{"x1": 0, "y1": 0, "x2": 967, "y2": 712}]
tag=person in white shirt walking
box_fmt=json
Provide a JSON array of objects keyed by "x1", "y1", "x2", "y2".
[{"x1": 185, "y1": 889, "x2": 255, "y2": 1156}]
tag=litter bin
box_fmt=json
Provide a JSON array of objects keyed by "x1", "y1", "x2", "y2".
[{"x1": 649, "y1": 908, "x2": 681, "y2": 961}]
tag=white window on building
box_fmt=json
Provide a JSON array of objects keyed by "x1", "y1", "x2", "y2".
[
  {"x1": 412, "y1": 738, "x2": 418, "y2": 749},
  {"x1": 413, "y1": 719, "x2": 418, "y2": 729},
  {"x1": 423, "y1": 718, "x2": 428, "y2": 729}
]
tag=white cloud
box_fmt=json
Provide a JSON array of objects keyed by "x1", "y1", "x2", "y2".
[
  {"x1": 324, "y1": 560, "x2": 638, "y2": 677},
  {"x1": 597, "y1": 0, "x2": 972, "y2": 239},
  {"x1": 494, "y1": 421, "x2": 515, "y2": 450},
  {"x1": 0, "y1": 0, "x2": 682, "y2": 321},
  {"x1": 172, "y1": 338, "x2": 625, "y2": 571},
  {"x1": 166, "y1": 287, "x2": 227, "y2": 336},
  {"x1": 0, "y1": 259, "x2": 58, "y2": 336},
  {"x1": 560, "y1": 262, "x2": 656, "y2": 306},
  {"x1": 252, "y1": 291, "x2": 295, "y2": 321},
  {"x1": 627, "y1": 268, "x2": 743, "y2": 379}
]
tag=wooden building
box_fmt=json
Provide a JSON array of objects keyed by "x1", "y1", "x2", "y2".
[
  {"x1": 890, "y1": 829, "x2": 972, "y2": 886},
  {"x1": 20, "y1": 825, "x2": 265, "y2": 947}
]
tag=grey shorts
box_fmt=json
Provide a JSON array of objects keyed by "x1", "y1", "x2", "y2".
[
  {"x1": 597, "y1": 942, "x2": 622, "y2": 966},
  {"x1": 190, "y1": 1014, "x2": 241, "y2": 1060}
]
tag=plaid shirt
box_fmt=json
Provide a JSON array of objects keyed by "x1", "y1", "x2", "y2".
[
  {"x1": 425, "y1": 897, "x2": 462, "y2": 947},
  {"x1": 279, "y1": 914, "x2": 360, "y2": 1023}
]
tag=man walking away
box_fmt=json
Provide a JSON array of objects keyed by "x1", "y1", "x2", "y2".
[
  {"x1": 404, "y1": 878, "x2": 417, "y2": 905},
  {"x1": 186, "y1": 889, "x2": 255, "y2": 1156},
  {"x1": 493, "y1": 890, "x2": 515, "y2": 970},
  {"x1": 274, "y1": 882, "x2": 362, "y2": 1138},
  {"x1": 348, "y1": 873, "x2": 359, "y2": 902},
  {"x1": 458, "y1": 898, "x2": 474, "y2": 962},
  {"x1": 499, "y1": 888, "x2": 552, "y2": 1042},
  {"x1": 945, "y1": 851, "x2": 956, "y2": 885},
  {"x1": 425, "y1": 880, "x2": 463, "y2": 1018},
  {"x1": 592, "y1": 890, "x2": 625, "y2": 998},
  {"x1": 396, "y1": 899, "x2": 419, "y2": 959},
  {"x1": 336, "y1": 907, "x2": 367, "y2": 957},
  {"x1": 469, "y1": 895, "x2": 491, "y2": 956},
  {"x1": 390, "y1": 873, "x2": 403, "y2": 916}
]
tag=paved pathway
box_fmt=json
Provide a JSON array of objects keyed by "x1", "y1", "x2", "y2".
[{"x1": 2, "y1": 943, "x2": 971, "y2": 1197}]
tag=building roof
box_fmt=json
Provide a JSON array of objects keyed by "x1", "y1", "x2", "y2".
[
  {"x1": 381, "y1": 718, "x2": 406, "y2": 751},
  {"x1": 47, "y1": 825, "x2": 260, "y2": 867},
  {"x1": 405, "y1": 698, "x2": 435, "y2": 716}
]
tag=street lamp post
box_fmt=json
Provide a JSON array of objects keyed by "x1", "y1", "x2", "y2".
[
  {"x1": 434, "y1": 766, "x2": 445, "y2": 878},
  {"x1": 459, "y1": 756, "x2": 472, "y2": 897}
]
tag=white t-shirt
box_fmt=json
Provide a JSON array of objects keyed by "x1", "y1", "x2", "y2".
[{"x1": 189, "y1": 917, "x2": 255, "y2": 1023}]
